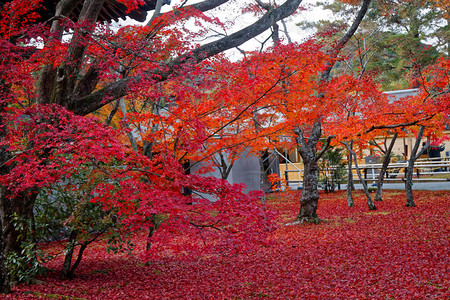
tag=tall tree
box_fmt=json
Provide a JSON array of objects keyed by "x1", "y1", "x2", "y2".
[
  {"x1": 294, "y1": 0, "x2": 372, "y2": 222},
  {"x1": 0, "y1": 0, "x2": 306, "y2": 292},
  {"x1": 306, "y1": 0, "x2": 448, "y2": 90}
]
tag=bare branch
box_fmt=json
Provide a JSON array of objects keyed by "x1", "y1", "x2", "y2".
[
  {"x1": 146, "y1": 0, "x2": 165, "y2": 26},
  {"x1": 316, "y1": 135, "x2": 335, "y2": 161},
  {"x1": 363, "y1": 114, "x2": 435, "y2": 134},
  {"x1": 321, "y1": 0, "x2": 372, "y2": 82}
]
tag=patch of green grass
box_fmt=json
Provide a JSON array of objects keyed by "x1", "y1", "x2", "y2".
[
  {"x1": 89, "y1": 269, "x2": 109, "y2": 274},
  {"x1": 27, "y1": 292, "x2": 88, "y2": 300},
  {"x1": 153, "y1": 269, "x2": 163, "y2": 275},
  {"x1": 365, "y1": 211, "x2": 391, "y2": 216},
  {"x1": 426, "y1": 281, "x2": 443, "y2": 289},
  {"x1": 256, "y1": 293, "x2": 271, "y2": 298}
]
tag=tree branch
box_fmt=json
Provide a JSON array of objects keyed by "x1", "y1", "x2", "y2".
[
  {"x1": 321, "y1": 0, "x2": 372, "y2": 81},
  {"x1": 363, "y1": 114, "x2": 435, "y2": 134},
  {"x1": 169, "y1": 0, "x2": 303, "y2": 65},
  {"x1": 316, "y1": 135, "x2": 335, "y2": 161},
  {"x1": 70, "y1": 0, "x2": 304, "y2": 116},
  {"x1": 146, "y1": 0, "x2": 166, "y2": 26}
]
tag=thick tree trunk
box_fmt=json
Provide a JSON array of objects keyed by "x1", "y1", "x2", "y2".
[
  {"x1": 0, "y1": 219, "x2": 7, "y2": 294},
  {"x1": 0, "y1": 189, "x2": 37, "y2": 289},
  {"x1": 298, "y1": 0, "x2": 370, "y2": 214},
  {"x1": 0, "y1": 193, "x2": 36, "y2": 255},
  {"x1": 295, "y1": 122, "x2": 330, "y2": 223},
  {"x1": 374, "y1": 133, "x2": 397, "y2": 201},
  {"x1": 0, "y1": 94, "x2": 11, "y2": 293},
  {"x1": 0, "y1": 191, "x2": 8, "y2": 294},
  {"x1": 296, "y1": 158, "x2": 319, "y2": 223}
]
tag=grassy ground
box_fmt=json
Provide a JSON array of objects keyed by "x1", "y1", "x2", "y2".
[{"x1": 6, "y1": 190, "x2": 450, "y2": 299}]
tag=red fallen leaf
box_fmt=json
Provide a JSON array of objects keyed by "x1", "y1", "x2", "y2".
[{"x1": 6, "y1": 190, "x2": 449, "y2": 299}]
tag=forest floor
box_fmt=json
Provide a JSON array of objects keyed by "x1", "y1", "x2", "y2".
[{"x1": 7, "y1": 190, "x2": 450, "y2": 299}]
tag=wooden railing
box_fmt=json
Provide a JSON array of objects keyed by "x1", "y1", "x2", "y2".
[
  {"x1": 278, "y1": 157, "x2": 450, "y2": 189},
  {"x1": 357, "y1": 157, "x2": 450, "y2": 182}
]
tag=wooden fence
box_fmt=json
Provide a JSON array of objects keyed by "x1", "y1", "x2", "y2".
[
  {"x1": 280, "y1": 157, "x2": 450, "y2": 189},
  {"x1": 359, "y1": 157, "x2": 450, "y2": 183}
]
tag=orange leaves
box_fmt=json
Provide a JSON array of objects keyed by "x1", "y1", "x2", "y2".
[
  {"x1": 267, "y1": 173, "x2": 288, "y2": 191},
  {"x1": 323, "y1": 74, "x2": 388, "y2": 139},
  {"x1": 389, "y1": 57, "x2": 450, "y2": 133},
  {"x1": 422, "y1": 57, "x2": 450, "y2": 96}
]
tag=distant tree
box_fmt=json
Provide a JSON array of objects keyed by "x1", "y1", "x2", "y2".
[{"x1": 300, "y1": 0, "x2": 447, "y2": 89}]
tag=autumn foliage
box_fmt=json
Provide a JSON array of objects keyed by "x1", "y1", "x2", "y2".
[
  {"x1": 0, "y1": 0, "x2": 449, "y2": 295},
  {"x1": 5, "y1": 190, "x2": 449, "y2": 299}
]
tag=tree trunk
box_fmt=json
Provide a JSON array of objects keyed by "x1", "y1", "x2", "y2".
[
  {"x1": 405, "y1": 160, "x2": 415, "y2": 207},
  {"x1": 66, "y1": 243, "x2": 88, "y2": 279},
  {"x1": 211, "y1": 151, "x2": 234, "y2": 180},
  {"x1": 145, "y1": 214, "x2": 163, "y2": 265},
  {"x1": 343, "y1": 141, "x2": 376, "y2": 210},
  {"x1": 374, "y1": 133, "x2": 397, "y2": 201},
  {"x1": 295, "y1": 122, "x2": 330, "y2": 223},
  {"x1": 0, "y1": 185, "x2": 37, "y2": 289},
  {"x1": 405, "y1": 126, "x2": 429, "y2": 207},
  {"x1": 345, "y1": 141, "x2": 354, "y2": 207},
  {"x1": 61, "y1": 230, "x2": 78, "y2": 278},
  {"x1": 0, "y1": 193, "x2": 37, "y2": 289},
  {"x1": 296, "y1": 158, "x2": 319, "y2": 223},
  {"x1": 0, "y1": 204, "x2": 9, "y2": 294},
  {"x1": 299, "y1": 0, "x2": 370, "y2": 213},
  {"x1": 0, "y1": 99, "x2": 11, "y2": 292},
  {"x1": 146, "y1": 214, "x2": 162, "y2": 252},
  {"x1": 352, "y1": 151, "x2": 376, "y2": 210}
]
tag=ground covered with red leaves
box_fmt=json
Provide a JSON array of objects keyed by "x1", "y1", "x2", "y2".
[{"x1": 6, "y1": 190, "x2": 449, "y2": 299}]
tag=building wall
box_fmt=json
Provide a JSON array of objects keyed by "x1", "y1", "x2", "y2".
[
  {"x1": 190, "y1": 150, "x2": 261, "y2": 197},
  {"x1": 230, "y1": 152, "x2": 261, "y2": 193}
]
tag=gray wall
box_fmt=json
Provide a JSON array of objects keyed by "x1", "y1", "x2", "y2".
[{"x1": 190, "y1": 150, "x2": 261, "y2": 197}]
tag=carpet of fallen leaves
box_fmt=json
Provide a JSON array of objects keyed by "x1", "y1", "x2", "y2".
[{"x1": 7, "y1": 190, "x2": 450, "y2": 299}]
